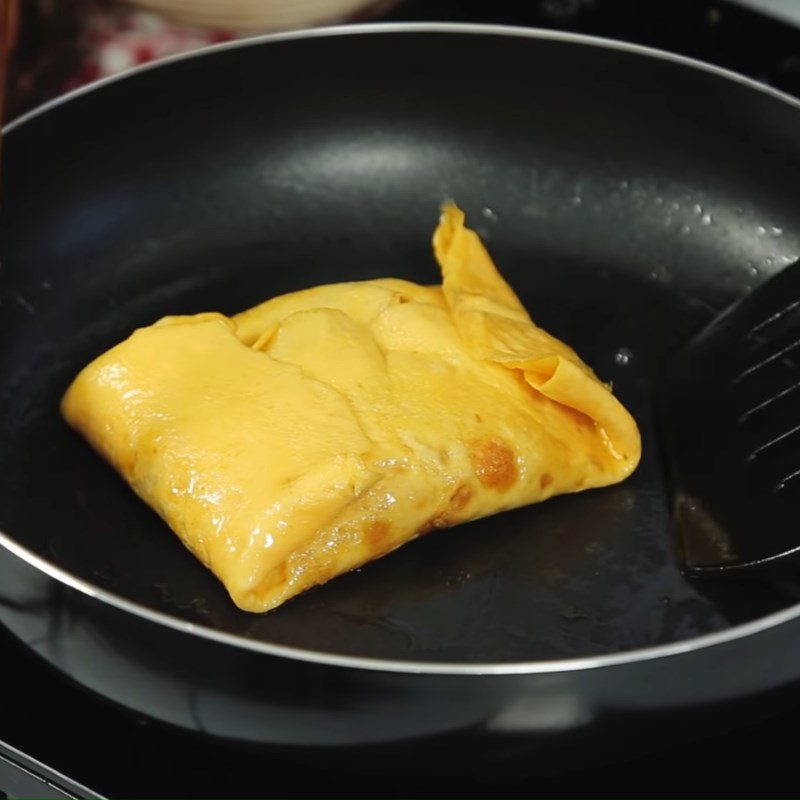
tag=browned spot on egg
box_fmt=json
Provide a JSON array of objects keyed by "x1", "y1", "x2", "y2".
[
  {"x1": 119, "y1": 453, "x2": 136, "y2": 479},
  {"x1": 439, "y1": 448, "x2": 451, "y2": 464},
  {"x1": 419, "y1": 515, "x2": 449, "y2": 536},
  {"x1": 474, "y1": 412, "x2": 483, "y2": 423},
  {"x1": 420, "y1": 484, "x2": 475, "y2": 535},
  {"x1": 449, "y1": 483, "x2": 473, "y2": 512},
  {"x1": 540, "y1": 473, "x2": 553, "y2": 490},
  {"x1": 468, "y1": 438, "x2": 518, "y2": 491},
  {"x1": 397, "y1": 294, "x2": 412, "y2": 304},
  {"x1": 365, "y1": 519, "x2": 391, "y2": 549}
]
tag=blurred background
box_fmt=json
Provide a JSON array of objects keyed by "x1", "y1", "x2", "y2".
[{"x1": 6, "y1": 0, "x2": 800, "y2": 122}]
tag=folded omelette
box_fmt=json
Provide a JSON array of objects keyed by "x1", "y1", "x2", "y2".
[{"x1": 62, "y1": 204, "x2": 641, "y2": 612}]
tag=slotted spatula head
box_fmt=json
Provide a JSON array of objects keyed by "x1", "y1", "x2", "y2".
[{"x1": 661, "y1": 259, "x2": 800, "y2": 574}]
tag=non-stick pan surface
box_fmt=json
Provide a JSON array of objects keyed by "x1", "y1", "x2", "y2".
[{"x1": 2, "y1": 25, "x2": 800, "y2": 670}]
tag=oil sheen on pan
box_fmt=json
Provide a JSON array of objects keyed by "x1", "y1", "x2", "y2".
[{"x1": 61, "y1": 204, "x2": 641, "y2": 613}]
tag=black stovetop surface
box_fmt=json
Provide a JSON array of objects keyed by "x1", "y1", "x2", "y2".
[
  {"x1": 4, "y1": 618, "x2": 800, "y2": 799},
  {"x1": 4, "y1": 1, "x2": 800, "y2": 797}
]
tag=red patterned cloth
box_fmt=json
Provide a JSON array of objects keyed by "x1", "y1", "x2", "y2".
[
  {"x1": 6, "y1": 0, "x2": 398, "y2": 118},
  {"x1": 63, "y1": 1, "x2": 236, "y2": 93}
]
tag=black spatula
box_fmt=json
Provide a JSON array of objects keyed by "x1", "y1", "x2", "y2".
[{"x1": 661, "y1": 259, "x2": 800, "y2": 574}]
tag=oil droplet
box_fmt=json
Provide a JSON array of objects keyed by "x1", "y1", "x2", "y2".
[
  {"x1": 747, "y1": 262, "x2": 759, "y2": 277},
  {"x1": 770, "y1": 226, "x2": 784, "y2": 237},
  {"x1": 619, "y1": 180, "x2": 629, "y2": 191},
  {"x1": 654, "y1": 196, "x2": 664, "y2": 206},
  {"x1": 679, "y1": 224, "x2": 691, "y2": 236},
  {"x1": 648, "y1": 265, "x2": 671, "y2": 283},
  {"x1": 700, "y1": 213, "x2": 713, "y2": 226},
  {"x1": 570, "y1": 195, "x2": 583, "y2": 206},
  {"x1": 14, "y1": 295, "x2": 34, "y2": 314},
  {"x1": 756, "y1": 225, "x2": 767, "y2": 236},
  {"x1": 481, "y1": 207, "x2": 498, "y2": 222},
  {"x1": 692, "y1": 203, "x2": 703, "y2": 217},
  {"x1": 670, "y1": 201, "x2": 680, "y2": 212},
  {"x1": 614, "y1": 347, "x2": 633, "y2": 366}
]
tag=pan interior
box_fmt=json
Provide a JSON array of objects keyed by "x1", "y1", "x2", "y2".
[{"x1": 2, "y1": 29, "x2": 800, "y2": 663}]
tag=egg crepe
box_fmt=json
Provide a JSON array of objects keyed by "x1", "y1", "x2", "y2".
[{"x1": 62, "y1": 204, "x2": 641, "y2": 612}]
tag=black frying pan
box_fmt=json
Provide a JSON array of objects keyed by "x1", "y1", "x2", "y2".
[{"x1": 2, "y1": 23, "x2": 800, "y2": 759}]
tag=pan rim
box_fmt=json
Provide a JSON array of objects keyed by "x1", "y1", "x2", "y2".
[
  {"x1": 7, "y1": 19, "x2": 800, "y2": 132},
  {"x1": 3, "y1": 21, "x2": 800, "y2": 675}
]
